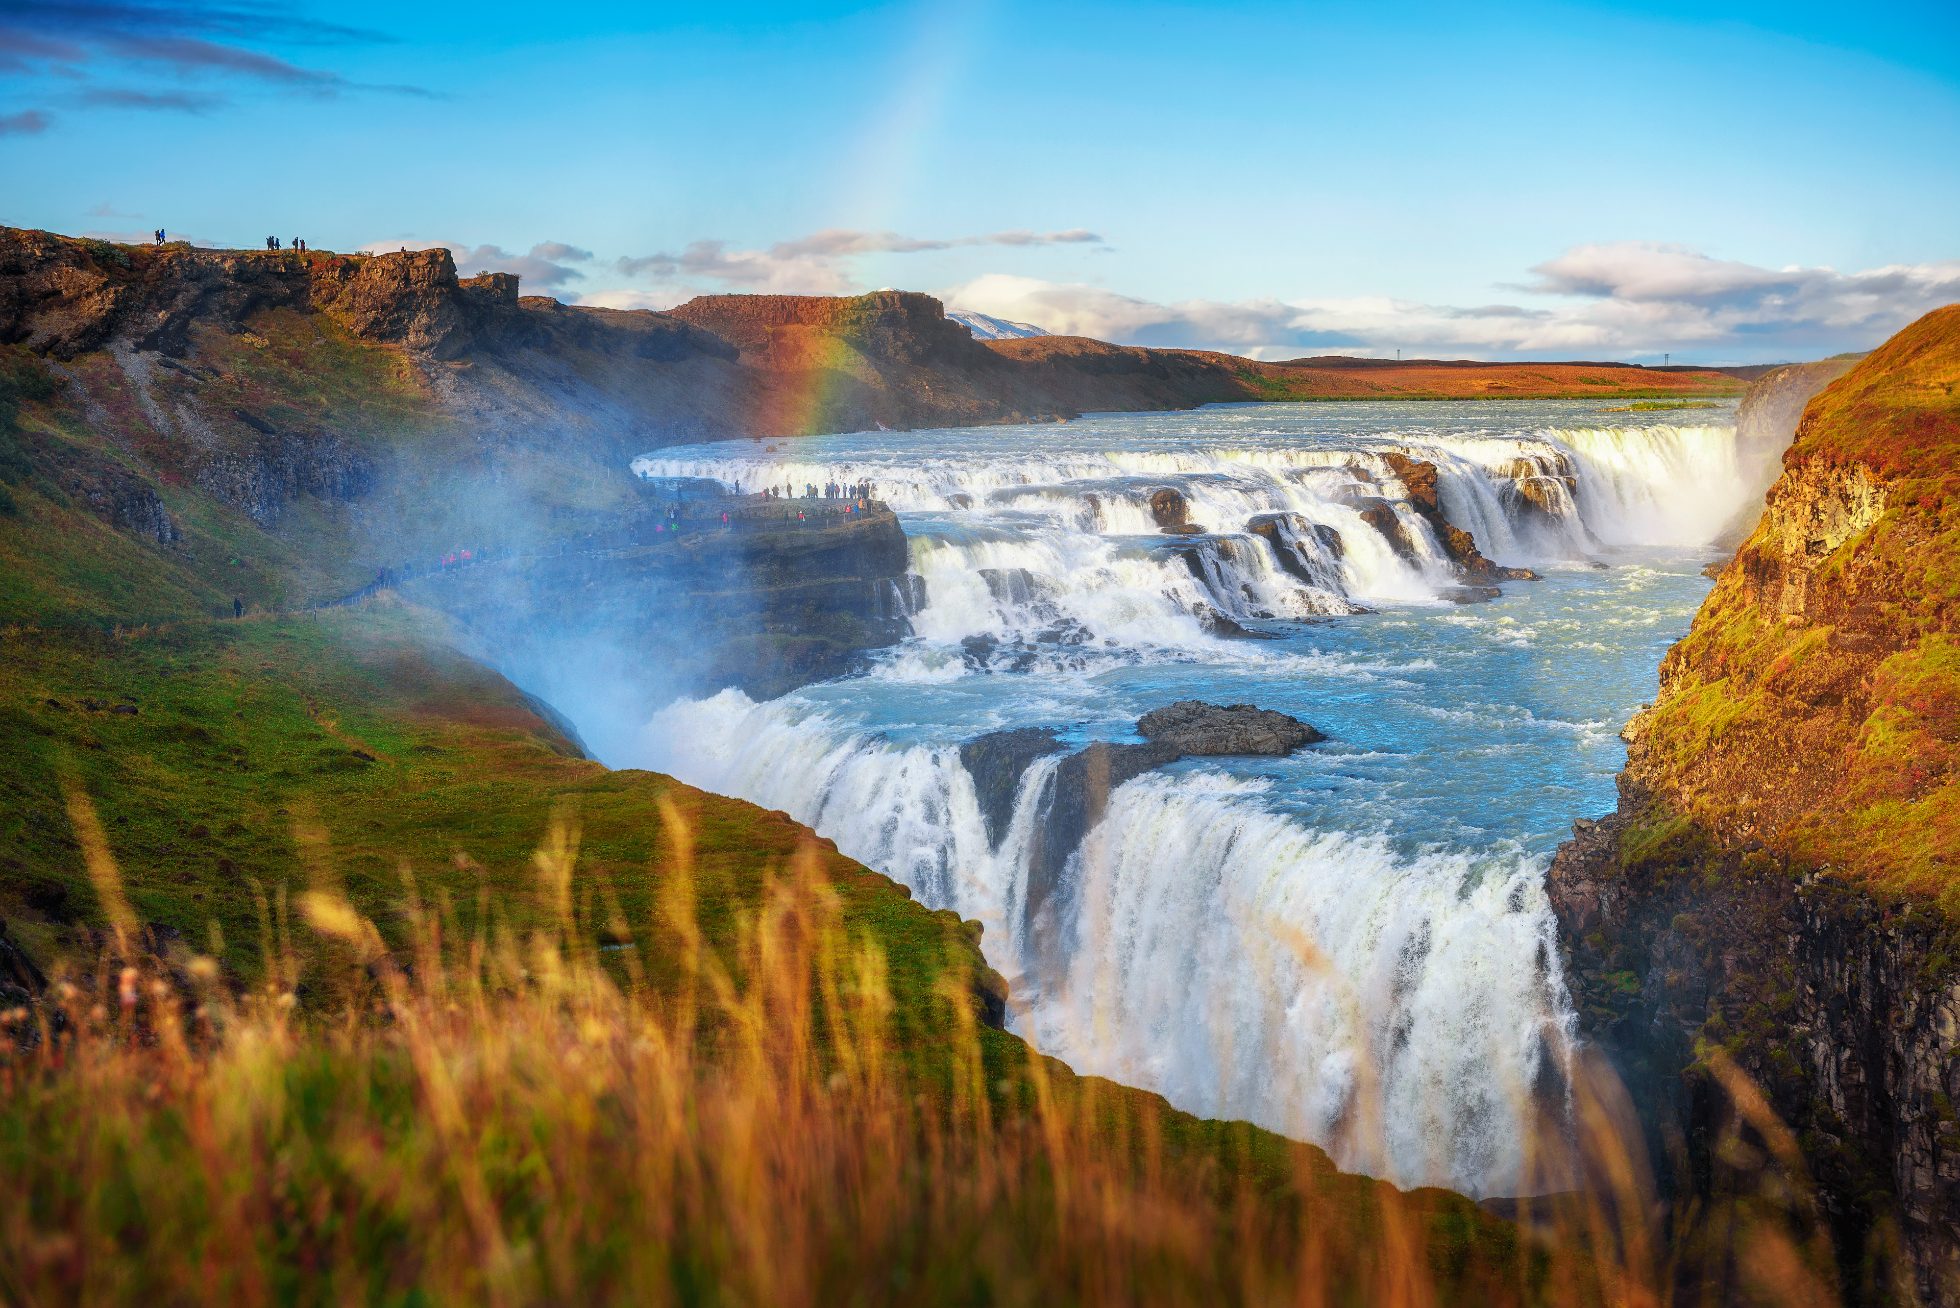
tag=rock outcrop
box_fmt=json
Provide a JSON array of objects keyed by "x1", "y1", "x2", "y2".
[
  {"x1": 1548, "y1": 307, "x2": 1960, "y2": 1305},
  {"x1": 403, "y1": 498, "x2": 917, "y2": 702},
  {"x1": 1137, "y1": 700, "x2": 1324, "y2": 755},
  {"x1": 1378, "y1": 451, "x2": 1537, "y2": 585},
  {"x1": 959, "y1": 727, "x2": 1070, "y2": 849},
  {"x1": 1710, "y1": 354, "x2": 1868, "y2": 548},
  {"x1": 963, "y1": 701, "x2": 1324, "y2": 968}
]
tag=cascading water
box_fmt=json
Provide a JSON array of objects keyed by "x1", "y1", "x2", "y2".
[{"x1": 615, "y1": 399, "x2": 1749, "y2": 1197}]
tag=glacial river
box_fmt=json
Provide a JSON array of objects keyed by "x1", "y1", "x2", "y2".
[{"x1": 624, "y1": 399, "x2": 1743, "y2": 1196}]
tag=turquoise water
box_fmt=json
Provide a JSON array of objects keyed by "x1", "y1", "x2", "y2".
[{"x1": 621, "y1": 400, "x2": 1739, "y2": 1194}]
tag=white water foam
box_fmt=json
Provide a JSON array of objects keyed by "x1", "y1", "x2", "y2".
[
  {"x1": 636, "y1": 422, "x2": 1745, "y2": 657},
  {"x1": 634, "y1": 689, "x2": 1572, "y2": 1196},
  {"x1": 619, "y1": 405, "x2": 1741, "y2": 1197}
]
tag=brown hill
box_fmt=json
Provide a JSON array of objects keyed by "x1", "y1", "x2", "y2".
[{"x1": 0, "y1": 228, "x2": 1742, "y2": 453}]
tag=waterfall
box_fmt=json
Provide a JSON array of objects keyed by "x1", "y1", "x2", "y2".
[
  {"x1": 635, "y1": 421, "x2": 1748, "y2": 652},
  {"x1": 631, "y1": 690, "x2": 1573, "y2": 1196},
  {"x1": 615, "y1": 405, "x2": 1739, "y2": 1198}
]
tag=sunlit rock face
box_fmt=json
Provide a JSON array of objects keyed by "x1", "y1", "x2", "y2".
[{"x1": 1550, "y1": 308, "x2": 1960, "y2": 1304}]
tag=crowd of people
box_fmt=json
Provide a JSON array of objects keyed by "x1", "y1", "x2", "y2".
[
  {"x1": 265, "y1": 236, "x2": 309, "y2": 253},
  {"x1": 761, "y1": 479, "x2": 876, "y2": 501}
]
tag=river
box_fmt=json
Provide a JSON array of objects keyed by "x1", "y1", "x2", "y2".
[{"x1": 622, "y1": 399, "x2": 1743, "y2": 1196}]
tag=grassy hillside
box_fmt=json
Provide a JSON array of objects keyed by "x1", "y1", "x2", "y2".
[
  {"x1": 0, "y1": 299, "x2": 1589, "y2": 1306},
  {"x1": 1626, "y1": 305, "x2": 1960, "y2": 906}
]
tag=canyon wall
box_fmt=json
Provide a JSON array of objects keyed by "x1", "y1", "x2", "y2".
[{"x1": 1550, "y1": 306, "x2": 1960, "y2": 1304}]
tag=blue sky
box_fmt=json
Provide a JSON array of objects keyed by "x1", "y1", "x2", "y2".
[{"x1": 3, "y1": 0, "x2": 1958, "y2": 361}]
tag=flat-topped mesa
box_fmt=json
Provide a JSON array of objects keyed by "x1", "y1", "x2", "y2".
[{"x1": 665, "y1": 290, "x2": 984, "y2": 363}]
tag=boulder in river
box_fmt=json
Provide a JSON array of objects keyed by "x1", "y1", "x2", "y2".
[{"x1": 1136, "y1": 700, "x2": 1325, "y2": 756}]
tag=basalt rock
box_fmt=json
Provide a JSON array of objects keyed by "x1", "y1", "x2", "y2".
[
  {"x1": 1381, "y1": 452, "x2": 1535, "y2": 584},
  {"x1": 1136, "y1": 700, "x2": 1323, "y2": 756},
  {"x1": 1497, "y1": 454, "x2": 1578, "y2": 523},
  {"x1": 959, "y1": 727, "x2": 1068, "y2": 849},
  {"x1": 1247, "y1": 513, "x2": 1346, "y2": 587},
  {"x1": 1150, "y1": 486, "x2": 1200, "y2": 533},
  {"x1": 404, "y1": 503, "x2": 915, "y2": 702},
  {"x1": 192, "y1": 429, "x2": 375, "y2": 526},
  {"x1": 965, "y1": 700, "x2": 1326, "y2": 971},
  {"x1": 62, "y1": 456, "x2": 179, "y2": 544},
  {"x1": 1355, "y1": 496, "x2": 1421, "y2": 561}
]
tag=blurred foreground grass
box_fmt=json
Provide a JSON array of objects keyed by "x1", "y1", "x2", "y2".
[{"x1": 1, "y1": 791, "x2": 1584, "y2": 1307}]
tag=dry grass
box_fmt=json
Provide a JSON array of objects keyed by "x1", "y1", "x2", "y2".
[{"x1": 0, "y1": 789, "x2": 1847, "y2": 1307}]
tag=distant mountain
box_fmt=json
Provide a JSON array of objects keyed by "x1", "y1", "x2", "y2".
[{"x1": 946, "y1": 308, "x2": 1048, "y2": 341}]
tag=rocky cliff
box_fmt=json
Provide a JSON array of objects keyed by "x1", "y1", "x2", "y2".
[
  {"x1": 403, "y1": 501, "x2": 917, "y2": 704},
  {"x1": 1549, "y1": 305, "x2": 1960, "y2": 1304},
  {"x1": 1716, "y1": 353, "x2": 1866, "y2": 545}
]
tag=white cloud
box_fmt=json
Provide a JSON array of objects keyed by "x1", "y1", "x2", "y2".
[
  {"x1": 944, "y1": 244, "x2": 1960, "y2": 362},
  {"x1": 609, "y1": 228, "x2": 1105, "y2": 299}
]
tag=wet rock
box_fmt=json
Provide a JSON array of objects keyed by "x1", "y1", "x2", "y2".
[
  {"x1": 1136, "y1": 700, "x2": 1324, "y2": 756},
  {"x1": 1440, "y1": 585, "x2": 1502, "y2": 604},
  {"x1": 1149, "y1": 486, "x2": 1191, "y2": 530},
  {"x1": 1192, "y1": 606, "x2": 1277, "y2": 639},
  {"x1": 1355, "y1": 496, "x2": 1422, "y2": 560},
  {"x1": 1382, "y1": 450, "x2": 1442, "y2": 516},
  {"x1": 959, "y1": 727, "x2": 1067, "y2": 848},
  {"x1": 979, "y1": 567, "x2": 1046, "y2": 606},
  {"x1": 1380, "y1": 452, "x2": 1535, "y2": 584},
  {"x1": 1022, "y1": 738, "x2": 1183, "y2": 951},
  {"x1": 1496, "y1": 454, "x2": 1578, "y2": 522},
  {"x1": 1248, "y1": 512, "x2": 1346, "y2": 587}
]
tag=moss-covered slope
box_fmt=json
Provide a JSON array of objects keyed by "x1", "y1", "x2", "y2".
[
  {"x1": 1632, "y1": 305, "x2": 1960, "y2": 905},
  {"x1": 1549, "y1": 305, "x2": 1960, "y2": 1305}
]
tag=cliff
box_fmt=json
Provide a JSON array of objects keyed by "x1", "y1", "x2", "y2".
[
  {"x1": 0, "y1": 227, "x2": 1742, "y2": 448},
  {"x1": 1716, "y1": 354, "x2": 1866, "y2": 544},
  {"x1": 1549, "y1": 305, "x2": 1960, "y2": 1304}
]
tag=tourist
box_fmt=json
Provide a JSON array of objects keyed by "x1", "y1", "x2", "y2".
[{"x1": 232, "y1": 596, "x2": 243, "y2": 619}]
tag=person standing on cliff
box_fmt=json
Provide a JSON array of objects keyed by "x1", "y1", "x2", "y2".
[{"x1": 232, "y1": 597, "x2": 243, "y2": 619}]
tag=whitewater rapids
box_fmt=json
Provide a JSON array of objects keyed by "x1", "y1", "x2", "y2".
[{"x1": 618, "y1": 399, "x2": 1747, "y2": 1196}]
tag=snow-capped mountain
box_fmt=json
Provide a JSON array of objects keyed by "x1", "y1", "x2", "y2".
[{"x1": 946, "y1": 309, "x2": 1049, "y2": 341}]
